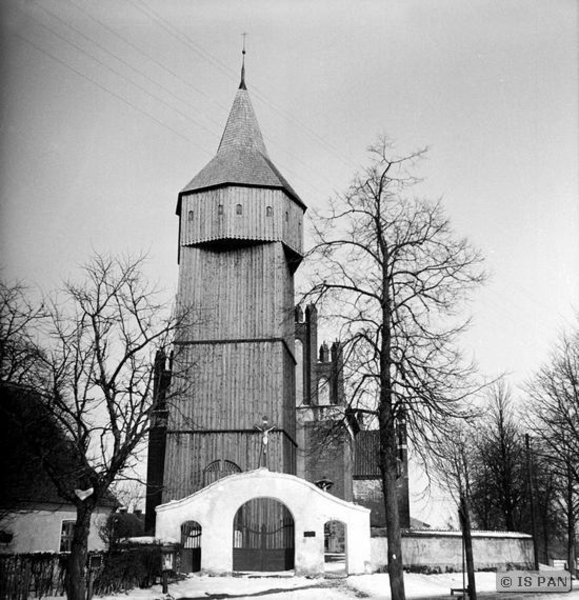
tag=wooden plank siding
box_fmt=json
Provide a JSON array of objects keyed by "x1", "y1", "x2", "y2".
[
  {"x1": 170, "y1": 341, "x2": 294, "y2": 431},
  {"x1": 176, "y1": 243, "x2": 295, "y2": 342},
  {"x1": 180, "y1": 186, "x2": 303, "y2": 257},
  {"x1": 162, "y1": 431, "x2": 296, "y2": 501}
]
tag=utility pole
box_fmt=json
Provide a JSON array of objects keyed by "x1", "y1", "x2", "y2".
[{"x1": 525, "y1": 434, "x2": 540, "y2": 570}]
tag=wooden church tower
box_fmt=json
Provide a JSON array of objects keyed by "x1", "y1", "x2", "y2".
[
  {"x1": 144, "y1": 56, "x2": 411, "y2": 537},
  {"x1": 154, "y1": 59, "x2": 306, "y2": 506}
]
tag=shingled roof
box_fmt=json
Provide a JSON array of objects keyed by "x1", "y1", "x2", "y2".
[{"x1": 179, "y1": 76, "x2": 305, "y2": 210}]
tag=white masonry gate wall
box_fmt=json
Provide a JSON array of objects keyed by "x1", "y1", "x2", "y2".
[{"x1": 156, "y1": 468, "x2": 371, "y2": 576}]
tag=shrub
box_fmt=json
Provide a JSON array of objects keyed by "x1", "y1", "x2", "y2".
[{"x1": 92, "y1": 545, "x2": 162, "y2": 595}]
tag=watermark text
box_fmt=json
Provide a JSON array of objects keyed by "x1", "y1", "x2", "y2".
[{"x1": 496, "y1": 571, "x2": 572, "y2": 593}]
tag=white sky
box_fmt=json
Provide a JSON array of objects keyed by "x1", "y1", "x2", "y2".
[{"x1": 1, "y1": 1, "x2": 577, "y2": 387}]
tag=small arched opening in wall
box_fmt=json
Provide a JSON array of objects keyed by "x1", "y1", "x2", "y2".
[
  {"x1": 203, "y1": 459, "x2": 241, "y2": 486},
  {"x1": 318, "y1": 376, "x2": 330, "y2": 405},
  {"x1": 295, "y1": 339, "x2": 303, "y2": 406},
  {"x1": 324, "y1": 520, "x2": 347, "y2": 575},
  {"x1": 180, "y1": 520, "x2": 202, "y2": 573}
]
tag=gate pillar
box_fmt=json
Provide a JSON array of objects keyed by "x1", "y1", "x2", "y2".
[{"x1": 294, "y1": 524, "x2": 325, "y2": 576}]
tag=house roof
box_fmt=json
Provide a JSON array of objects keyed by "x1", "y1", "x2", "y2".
[
  {"x1": 0, "y1": 384, "x2": 117, "y2": 509},
  {"x1": 178, "y1": 76, "x2": 305, "y2": 211}
]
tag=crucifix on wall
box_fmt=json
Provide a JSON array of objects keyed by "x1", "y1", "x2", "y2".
[{"x1": 254, "y1": 415, "x2": 276, "y2": 469}]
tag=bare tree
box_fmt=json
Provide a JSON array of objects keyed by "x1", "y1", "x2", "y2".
[
  {"x1": 470, "y1": 382, "x2": 526, "y2": 531},
  {"x1": 110, "y1": 480, "x2": 145, "y2": 512},
  {"x1": 0, "y1": 280, "x2": 50, "y2": 527},
  {"x1": 304, "y1": 137, "x2": 486, "y2": 599},
  {"x1": 0, "y1": 280, "x2": 47, "y2": 387},
  {"x1": 432, "y1": 421, "x2": 477, "y2": 600},
  {"x1": 464, "y1": 383, "x2": 564, "y2": 564},
  {"x1": 528, "y1": 326, "x2": 579, "y2": 576},
  {"x1": 524, "y1": 435, "x2": 567, "y2": 566},
  {"x1": 4, "y1": 254, "x2": 184, "y2": 600}
]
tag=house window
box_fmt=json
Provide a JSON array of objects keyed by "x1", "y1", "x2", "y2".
[
  {"x1": 266, "y1": 206, "x2": 273, "y2": 217},
  {"x1": 60, "y1": 520, "x2": 75, "y2": 552},
  {"x1": 218, "y1": 204, "x2": 224, "y2": 215},
  {"x1": 0, "y1": 531, "x2": 13, "y2": 544},
  {"x1": 188, "y1": 210, "x2": 194, "y2": 222},
  {"x1": 236, "y1": 204, "x2": 243, "y2": 215}
]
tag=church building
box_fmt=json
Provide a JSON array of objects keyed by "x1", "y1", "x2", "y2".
[{"x1": 145, "y1": 57, "x2": 409, "y2": 570}]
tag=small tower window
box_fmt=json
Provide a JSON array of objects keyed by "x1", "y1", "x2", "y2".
[
  {"x1": 218, "y1": 204, "x2": 224, "y2": 215},
  {"x1": 188, "y1": 210, "x2": 194, "y2": 222},
  {"x1": 266, "y1": 206, "x2": 273, "y2": 217},
  {"x1": 285, "y1": 211, "x2": 289, "y2": 222},
  {"x1": 236, "y1": 204, "x2": 243, "y2": 215}
]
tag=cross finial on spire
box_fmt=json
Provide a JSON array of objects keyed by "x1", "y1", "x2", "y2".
[{"x1": 240, "y1": 33, "x2": 247, "y2": 89}]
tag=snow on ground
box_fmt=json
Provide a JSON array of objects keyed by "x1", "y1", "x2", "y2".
[
  {"x1": 98, "y1": 574, "x2": 355, "y2": 600},
  {"x1": 92, "y1": 570, "x2": 579, "y2": 600},
  {"x1": 349, "y1": 571, "x2": 498, "y2": 598}
]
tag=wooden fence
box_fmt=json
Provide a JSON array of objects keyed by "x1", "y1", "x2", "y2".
[
  {"x1": 0, "y1": 546, "x2": 162, "y2": 599},
  {"x1": 0, "y1": 553, "x2": 67, "y2": 600}
]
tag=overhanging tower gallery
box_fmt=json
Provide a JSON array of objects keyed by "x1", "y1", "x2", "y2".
[{"x1": 152, "y1": 65, "x2": 306, "y2": 507}]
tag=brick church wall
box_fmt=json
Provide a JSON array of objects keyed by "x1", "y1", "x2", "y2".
[
  {"x1": 303, "y1": 422, "x2": 353, "y2": 501},
  {"x1": 353, "y1": 479, "x2": 386, "y2": 527}
]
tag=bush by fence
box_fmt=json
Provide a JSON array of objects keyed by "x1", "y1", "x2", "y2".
[
  {"x1": 0, "y1": 545, "x2": 163, "y2": 599},
  {"x1": 92, "y1": 545, "x2": 162, "y2": 596}
]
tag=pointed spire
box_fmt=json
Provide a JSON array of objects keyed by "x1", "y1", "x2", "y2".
[
  {"x1": 178, "y1": 45, "x2": 306, "y2": 210},
  {"x1": 217, "y1": 82, "x2": 267, "y2": 155},
  {"x1": 240, "y1": 33, "x2": 247, "y2": 90}
]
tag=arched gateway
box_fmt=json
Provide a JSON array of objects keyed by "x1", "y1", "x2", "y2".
[
  {"x1": 156, "y1": 469, "x2": 371, "y2": 576},
  {"x1": 233, "y1": 498, "x2": 294, "y2": 571}
]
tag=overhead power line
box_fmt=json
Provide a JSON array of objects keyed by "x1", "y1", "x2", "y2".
[
  {"x1": 64, "y1": 0, "x2": 329, "y2": 195},
  {"x1": 116, "y1": 0, "x2": 341, "y2": 196},
  {"x1": 17, "y1": 1, "x2": 345, "y2": 199},
  {"x1": 31, "y1": 3, "x2": 222, "y2": 142},
  {"x1": 15, "y1": 33, "x2": 205, "y2": 152},
  {"x1": 64, "y1": 0, "x2": 232, "y2": 118},
  {"x1": 132, "y1": 0, "x2": 360, "y2": 172}
]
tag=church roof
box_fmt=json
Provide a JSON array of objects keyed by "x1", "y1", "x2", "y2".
[
  {"x1": 353, "y1": 430, "x2": 381, "y2": 478},
  {"x1": 179, "y1": 77, "x2": 305, "y2": 210}
]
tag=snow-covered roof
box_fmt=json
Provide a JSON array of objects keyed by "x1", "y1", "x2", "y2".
[{"x1": 403, "y1": 529, "x2": 532, "y2": 539}]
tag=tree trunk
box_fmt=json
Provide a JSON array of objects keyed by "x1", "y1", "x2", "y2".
[
  {"x1": 380, "y1": 416, "x2": 405, "y2": 600},
  {"x1": 568, "y1": 513, "x2": 576, "y2": 578},
  {"x1": 459, "y1": 495, "x2": 477, "y2": 600},
  {"x1": 567, "y1": 468, "x2": 576, "y2": 577},
  {"x1": 66, "y1": 503, "x2": 93, "y2": 600},
  {"x1": 378, "y1": 231, "x2": 405, "y2": 600},
  {"x1": 541, "y1": 506, "x2": 550, "y2": 566}
]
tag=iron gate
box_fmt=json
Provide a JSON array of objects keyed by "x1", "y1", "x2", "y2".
[
  {"x1": 233, "y1": 498, "x2": 294, "y2": 571},
  {"x1": 180, "y1": 521, "x2": 202, "y2": 572}
]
